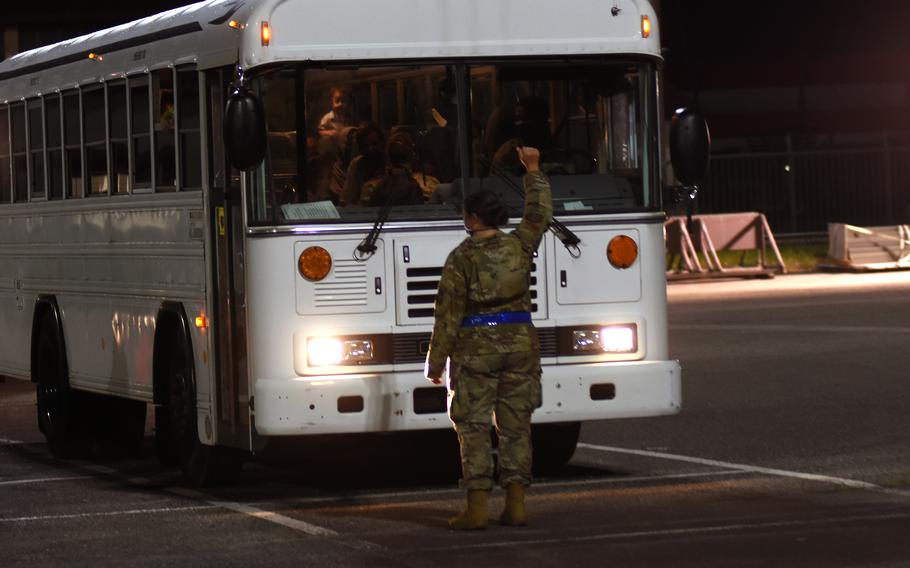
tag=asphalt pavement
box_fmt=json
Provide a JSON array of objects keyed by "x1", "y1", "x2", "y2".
[{"x1": 2, "y1": 270, "x2": 910, "y2": 567}]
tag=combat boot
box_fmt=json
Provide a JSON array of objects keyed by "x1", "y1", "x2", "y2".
[
  {"x1": 448, "y1": 489, "x2": 489, "y2": 530},
  {"x1": 499, "y1": 483, "x2": 527, "y2": 526}
]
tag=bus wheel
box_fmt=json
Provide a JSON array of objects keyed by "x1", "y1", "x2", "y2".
[
  {"x1": 532, "y1": 421, "x2": 581, "y2": 475},
  {"x1": 34, "y1": 313, "x2": 83, "y2": 458},
  {"x1": 159, "y1": 324, "x2": 242, "y2": 486}
]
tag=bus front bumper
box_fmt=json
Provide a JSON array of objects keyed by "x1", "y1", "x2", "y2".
[{"x1": 253, "y1": 359, "x2": 681, "y2": 436}]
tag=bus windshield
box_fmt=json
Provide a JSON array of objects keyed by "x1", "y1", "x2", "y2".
[{"x1": 248, "y1": 61, "x2": 658, "y2": 225}]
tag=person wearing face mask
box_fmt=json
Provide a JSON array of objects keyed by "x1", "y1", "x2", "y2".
[
  {"x1": 342, "y1": 123, "x2": 386, "y2": 206},
  {"x1": 424, "y1": 146, "x2": 552, "y2": 530}
]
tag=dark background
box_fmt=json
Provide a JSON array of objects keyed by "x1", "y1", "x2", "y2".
[{"x1": 4, "y1": 0, "x2": 909, "y2": 230}]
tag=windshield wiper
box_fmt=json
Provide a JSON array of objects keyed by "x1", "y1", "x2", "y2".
[
  {"x1": 353, "y1": 199, "x2": 394, "y2": 261},
  {"x1": 478, "y1": 155, "x2": 582, "y2": 257}
]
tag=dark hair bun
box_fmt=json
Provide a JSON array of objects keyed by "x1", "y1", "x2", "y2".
[{"x1": 464, "y1": 190, "x2": 509, "y2": 228}]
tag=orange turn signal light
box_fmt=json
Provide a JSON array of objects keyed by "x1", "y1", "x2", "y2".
[
  {"x1": 299, "y1": 246, "x2": 332, "y2": 281},
  {"x1": 607, "y1": 235, "x2": 638, "y2": 269},
  {"x1": 641, "y1": 15, "x2": 651, "y2": 39},
  {"x1": 195, "y1": 315, "x2": 208, "y2": 329},
  {"x1": 261, "y1": 21, "x2": 271, "y2": 46}
]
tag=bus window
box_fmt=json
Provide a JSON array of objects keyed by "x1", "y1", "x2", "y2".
[
  {"x1": 11, "y1": 103, "x2": 27, "y2": 202},
  {"x1": 177, "y1": 69, "x2": 201, "y2": 191},
  {"x1": 82, "y1": 86, "x2": 107, "y2": 195},
  {"x1": 468, "y1": 63, "x2": 657, "y2": 213},
  {"x1": 130, "y1": 75, "x2": 152, "y2": 191},
  {"x1": 249, "y1": 64, "x2": 459, "y2": 225},
  {"x1": 45, "y1": 94, "x2": 63, "y2": 200},
  {"x1": 0, "y1": 106, "x2": 9, "y2": 204},
  {"x1": 154, "y1": 69, "x2": 176, "y2": 191},
  {"x1": 108, "y1": 80, "x2": 128, "y2": 194},
  {"x1": 27, "y1": 99, "x2": 45, "y2": 199},
  {"x1": 63, "y1": 90, "x2": 83, "y2": 198}
]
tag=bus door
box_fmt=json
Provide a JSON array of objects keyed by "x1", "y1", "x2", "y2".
[{"x1": 205, "y1": 67, "x2": 251, "y2": 449}]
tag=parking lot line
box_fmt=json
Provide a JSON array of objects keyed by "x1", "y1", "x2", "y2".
[
  {"x1": 577, "y1": 443, "x2": 910, "y2": 498},
  {"x1": 0, "y1": 505, "x2": 216, "y2": 523},
  {"x1": 0, "y1": 475, "x2": 92, "y2": 486},
  {"x1": 261, "y1": 470, "x2": 749, "y2": 509},
  {"x1": 670, "y1": 323, "x2": 910, "y2": 334},
  {"x1": 411, "y1": 510, "x2": 910, "y2": 552}
]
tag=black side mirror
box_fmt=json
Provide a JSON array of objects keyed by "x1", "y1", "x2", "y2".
[
  {"x1": 669, "y1": 108, "x2": 711, "y2": 187},
  {"x1": 224, "y1": 86, "x2": 267, "y2": 171}
]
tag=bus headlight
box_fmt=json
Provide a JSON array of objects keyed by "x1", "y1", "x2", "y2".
[
  {"x1": 572, "y1": 324, "x2": 637, "y2": 354},
  {"x1": 307, "y1": 337, "x2": 374, "y2": 366}
]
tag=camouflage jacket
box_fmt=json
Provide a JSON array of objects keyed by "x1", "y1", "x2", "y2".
[{"x1": 425, "y1": 171, "x2": 553, "y2": 378}]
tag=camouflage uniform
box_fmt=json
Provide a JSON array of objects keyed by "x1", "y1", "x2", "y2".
[{"x1": 426, "y1": 171, "x2": 552, "y2": 490}]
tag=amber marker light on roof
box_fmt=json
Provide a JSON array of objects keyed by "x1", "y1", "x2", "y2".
[
  {"x1": 228, "y1": 20, "x2": 242, "y2": 29},
  {"x1": 641, "y1": 15, "x2": 651, "y2": 38},
  {"x1": 88, "y1": 52, "x2": 103, "y2": 62},
  {"x1": 261, "y1": 21, "x2": 271, "y2": 46}
]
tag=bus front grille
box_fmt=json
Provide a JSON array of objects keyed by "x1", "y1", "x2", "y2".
[
  {"x1": 404, "y1": 263, "x2": 541, "y2": 320},
  {"x1": 392, "y1": 328, "x2": 557, "y2": 364}
]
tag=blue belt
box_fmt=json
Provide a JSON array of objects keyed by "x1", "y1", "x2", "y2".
[{"x1": 461, "y1": 311, "x2": 532, "y2": 328}]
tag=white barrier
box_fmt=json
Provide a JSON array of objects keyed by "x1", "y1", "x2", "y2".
[
  {"x1": 824, "y1": 223, "x2": 910, "y2": 271},
  {"x1": 666, "y1": 212, "x2": 786, "y2": 279}
]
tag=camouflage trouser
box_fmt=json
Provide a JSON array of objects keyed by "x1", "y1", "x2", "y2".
[{"x1": 448, "y1": 351, "x2": 542, "y2": 491}]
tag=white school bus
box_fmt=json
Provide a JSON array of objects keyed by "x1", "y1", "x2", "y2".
[{"x1": 0, "y1": 0, "x2": 704, "y2": 483}]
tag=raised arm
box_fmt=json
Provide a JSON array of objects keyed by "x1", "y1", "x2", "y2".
[
  {"x1": 512, "y1": 147, "x2": 553, "y2": 254},
  {"x1": 425, "y1": 251, "x2": 468, "y2": 382}
]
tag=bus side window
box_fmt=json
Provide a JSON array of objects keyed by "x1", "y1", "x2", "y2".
[
  {"x1": 82, "y1": 86, "x2": 107, "y2": 195},
  {"x1": 177, "y1": 68, "x2": 201, "y2": 191},
  {"x1": 10, "y1": 103, "x2": 27, "y2": 202},
  {"x1": 130, "y1": 75, "x2": 152, "y2": 191},
  {"x1": 0, "y1": 105, "x2": 9, "y2": 204},
  {"x1": 27, "y1": 99, "x2": 45, "y2": 199},
  {"x1": 62, "y1": 90, "x2": 83, "y2": 198},
  {"x1": 108, "y1": 80, "x2": 128, "y2": 194},
  {"x1": 45, "y1": 94, "x2": 64, "y2": 200},
  {"x1": 153, "y1": 69, "x2": 176, "y2": 191}
]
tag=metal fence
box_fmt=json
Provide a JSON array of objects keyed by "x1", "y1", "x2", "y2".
[{"x1": 695, "y1": 146, "x2": 910, "y2": 234}]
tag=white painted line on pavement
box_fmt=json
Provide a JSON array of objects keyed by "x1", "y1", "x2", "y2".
[
  {"x1": 0, "y1": 505, "x2": 216, "y2": 523},
  {"x1": 577, "y1": 443, "x2": 910, "y2": 498},
  {"x1": 264, "y1": 470, "x2": 749, "y2": 509},
  {"x1": 168, "y1": 486, "x2": 340, "y2": 538},
  {"x1": 0, "y1": 476, "x2": 91, "y2": 486},
  {"x1": 671, "y1": 296, "x2": 909, "y2": 313},
  {"x1": 413, "y1": 510, "x2": 910, "y2": 551},
  {"x1": 670, "y1": 323, "x2": 910, "y2": 334}
]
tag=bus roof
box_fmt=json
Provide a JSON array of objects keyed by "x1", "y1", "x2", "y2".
[{"x1": 0, "y1": 0, "x2": 659, "y2": 99}]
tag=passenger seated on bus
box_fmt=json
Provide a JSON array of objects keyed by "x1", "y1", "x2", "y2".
[
  {"x1": 486, "y1": 96, "x2": 554, "y2": 175},
  {"x1": 342, "y1": 123, "x2": 386, "y2": 205},
  {"x1": 360, "y1": 132, "x2": 424, "y2": 207},
  {"x1": 318, "y1": 87, "x2": 351, "y2": 139}
]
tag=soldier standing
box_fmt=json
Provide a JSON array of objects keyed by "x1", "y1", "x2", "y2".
[{"x1": 425, "y1": 146, "x2": 552, "y2": 530}]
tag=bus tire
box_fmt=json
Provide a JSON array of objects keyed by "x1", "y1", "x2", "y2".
[
  {"x1": 157, "y1": 318, "x2": 242, "y2": 486},
  {"x1": 532, "y1": 421, "x2": 581, "y2": 475},
  {"x1": 34, "y1": 311, "x2": 84, "y2": 458}
]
